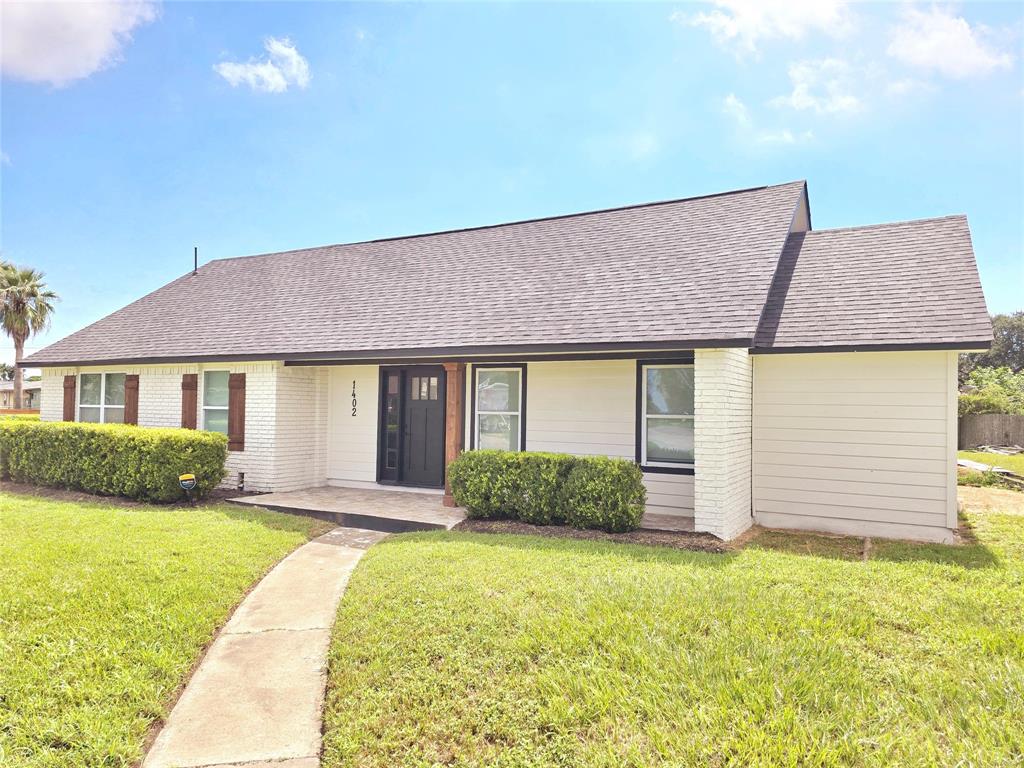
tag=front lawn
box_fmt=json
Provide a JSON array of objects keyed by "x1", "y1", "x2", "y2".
[
  {"x1": 0, "y1": 491, "x2": 329, "y2": 767},
  {"x1": 960, "y1": 449, "x2": 1024, "y2": 475},
  {"x1": 324, "y1": 490, "x2": 1024, "y2": 767}
]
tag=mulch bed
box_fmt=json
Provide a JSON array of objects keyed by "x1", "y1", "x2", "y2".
[{"x1": 453, "y1": 518, "x2": 729, "y2": 553}]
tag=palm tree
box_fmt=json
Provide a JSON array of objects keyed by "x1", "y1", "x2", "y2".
[{"x1": 0, "y1": 263, "x2": 57, "y2": 409}]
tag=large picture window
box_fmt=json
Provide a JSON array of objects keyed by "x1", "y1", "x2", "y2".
[
  {"x1": 473, "y1": 366, "x2": 525, "y2": 451},
  {"x1": 78, "y1": 373, "x2": 126, "y2": 423},
  {"x1": 203, "y1": 371, "x2": 230, "y2": 434},
  {"x1": 639, "y1": 363, "x2": 694, "y2": 470}
]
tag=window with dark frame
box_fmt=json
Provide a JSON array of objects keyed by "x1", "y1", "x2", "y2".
[
  {"x1": 639, "y1": 363, "x2": 694, "y2": 470},
  {"x1": 473, "y1": 366, "x2": 523, "y2": 451}
]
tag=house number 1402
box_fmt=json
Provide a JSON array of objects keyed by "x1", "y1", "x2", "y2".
[{"x1": 351, "y1": 381, "x2": 357, "y2": 416}]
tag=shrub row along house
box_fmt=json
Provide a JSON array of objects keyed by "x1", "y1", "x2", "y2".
[{"x1": 24, "y1": 181, "x2": 992, "y2": 542}]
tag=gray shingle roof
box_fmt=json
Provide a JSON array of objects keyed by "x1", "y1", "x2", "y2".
[
  {"x1": 26, "y1": 182, "x2": 809, "y2": 365},
  {"x1": 754, "y1": 215, "x2": 992, "y2": 351},
  {"x1": 24, "y1": 181, "x2": 992, "y2": 367}
]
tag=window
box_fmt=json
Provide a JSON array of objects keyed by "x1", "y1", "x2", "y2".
[
  {"x1": 473, "y1": 366, "x2": 524, "y2": 451},
  {"x1": 640, "y1": 363, "x2": 694, "y2": 470},
  {"x1": 79, "y1": 373, "x2": 126, "y2": 423},
  {"x1": 203, "y1": 371, "x2": 229, "y2": 434},
  {"x1": 410, "y1": 375, "x2": 439, "y2": 401}
]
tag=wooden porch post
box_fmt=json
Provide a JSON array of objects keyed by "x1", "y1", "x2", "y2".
[{"x1": 442, "y1": 362, "x2": 466, "y2": 507}]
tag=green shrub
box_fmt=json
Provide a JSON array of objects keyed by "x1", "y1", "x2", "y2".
[
  {"x1": 0, "y1": 421, "x2": 227, "y2": 502},
  {"x1": 447, "y1": 450, "x2": 520, "y2": 519},
  {"x1": 448, "y1": 450, "x2": 646, "y2": 531},
  {"x1": 0, "y1": 413, "x2": 40, "y2": 421},
  {"x1": 562, "y1": 456, "x2": 646, "y2": 533},
  {"x1": 959, "y1": 390, "x2": 1016, "y2": 416},
  {"x1": 514, "y1": 452, "x2": 579, "y2": 525},
  {"x1": 959, "y1": 365, "x2": 1024, "y2": 416}
]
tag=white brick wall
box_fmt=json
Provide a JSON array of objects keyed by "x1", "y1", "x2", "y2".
[
  {"x1": 273, "y1": 366, "x2": 329, "y2": 491},
  {"x1": 694, "y1": 348, "x2": 753, "y2": 540},
  {"x1": 38, "y1": 361, "x2": 327, "y2": 494}
]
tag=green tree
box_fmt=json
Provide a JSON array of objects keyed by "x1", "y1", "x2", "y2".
[
  {"x1": 0, "y1": 263, "x2": 58, "y2": 408},
  {"x1": 0, "y1": 363, "x2": 14, "y2": 381},
  {"x1": 960, "y1": 311, "x2": 1024, "y2": 383}
]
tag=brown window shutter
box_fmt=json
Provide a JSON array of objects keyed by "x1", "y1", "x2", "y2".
[
  {"x1": 181, "y1": 374, "x2": 198, "y2": 429},
  {"x1": 124, "y1": 375, "x2": 140, "y2": 425},
  {"x1": 227, "y1": 373, "x2": 246, "y2": 451},
  {"x1": 62, "y1": 375, "x2": 76, "y2": 421}
]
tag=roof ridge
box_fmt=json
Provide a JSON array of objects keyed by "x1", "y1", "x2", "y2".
[
  {"x1": 805, "y1": 213, "x2": 966, "y2": 236},
  {"x1": 208, "y1": 180, "x2": 807, "y2": 265}
]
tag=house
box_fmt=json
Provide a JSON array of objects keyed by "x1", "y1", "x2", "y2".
[
  {"x1": 0, "y1": 380, "x2": 41, "y2": 410},
  {"x1": 23, "y1": 181, "x2": 992, "y2": 543}
]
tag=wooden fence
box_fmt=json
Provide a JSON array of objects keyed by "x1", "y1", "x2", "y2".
[{"x1": 959, "y1": 413, "x2": 1024, "y2": 449}]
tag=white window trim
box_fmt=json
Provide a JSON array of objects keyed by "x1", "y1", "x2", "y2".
[
  {"x1": 202, "y1": 370, "x2": 230, "y2": 433},
  {"x1": 474, "y1": 366, "x2": 524, "y2": 452},
  {"x1": 78, "y1": 372, "x2": 126, "y2": 424},
  {"x1": 640, "y1": 363, "x2": 695, "y2": 469}
]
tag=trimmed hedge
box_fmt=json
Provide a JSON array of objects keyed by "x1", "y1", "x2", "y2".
[
  {"x1": 561, "y1": 456, "x2": 647, "y2": 533},
  {"x1": 448, "y1": 450, "x2": 646, "y2": 532},
  {"x1": 0, "y1": 421, "x2": 227, "y2": 502}
]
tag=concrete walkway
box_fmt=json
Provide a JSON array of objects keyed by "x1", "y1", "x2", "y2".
[{"x1": 143, "y1": 526, "x2": 387, "y2": 768}]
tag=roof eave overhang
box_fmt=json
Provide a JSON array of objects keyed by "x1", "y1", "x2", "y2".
[
  {"x1": 22, "y1": 337, "x2": 755, "y2": 368},
  {"x1": 750, "y1": 340, "x2": 993, "y2": 355}
]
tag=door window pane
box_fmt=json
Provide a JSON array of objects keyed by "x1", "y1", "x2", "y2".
[
  {"x1": 104, "y1": 373, "x2": 126, "y2": 406},
  {"x1": 204, "y1": 371, "x2": 229, "y2": 407},
  {"x1": 646, "y1": 367, "x2": 693, "y2": 416},
  {"x1": 420, "y1": 377, "x2": 429, "y2": 400},
  {"x1": 429, "y1": 377, "x2": 438, "y2": 400},
  {"x1": 479, "y1": 414, "x2": 519, "y2": 451},
  {"x1": 80, "y1": 374, "x2": 101, "y2": 405},
  {"x1": 411, "y1": 377, "x2": 420, "y2": 400},
  {"x1": 646, "y1": 418, "x2": 694, "y2": 463}
]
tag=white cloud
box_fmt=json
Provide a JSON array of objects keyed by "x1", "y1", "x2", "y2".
[
  {"x1": 757, "y1": 129, "x2": 814, "y2": 145},
  {"x1": 677, "y1": 0, "x2": 853, "y2": 56},
  {"x1": 771, "y1": 58, "x2": 862, "y2": 114},
  {"x1": 214, "y1": 37, "x2": 310, "y2": 94},
  {"x1": 886, "y1": 77, "x2": 935, "y2": 97},
  {"x1": 0, "y1": 1, "x2": 158, "y2": 87},
  {"x1": 722, "y1": 93, "x2": 750, "y2": 125},
  {"x1": 887, "y1": 6, "x2": 1013, "y2": 79}
]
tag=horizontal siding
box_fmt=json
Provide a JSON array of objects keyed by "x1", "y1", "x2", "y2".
[
  {"x1": 752, "y1": 351, "x2": 956, "y2": 542},
  {"x1": 525, "y1": 359, "x2": 694, "y2": 517},
  {"x1": 327, "y1": 365, "x2": 379, "y2": 484}
]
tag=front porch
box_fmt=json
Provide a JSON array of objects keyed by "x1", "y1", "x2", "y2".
[{"x1": 227, "y1": 485, "x2": 695, "y2": 535}]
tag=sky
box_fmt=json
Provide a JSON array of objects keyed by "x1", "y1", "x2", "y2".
[{"x1": 1, "y1": 0, "x2": 1022, "y2": 366}]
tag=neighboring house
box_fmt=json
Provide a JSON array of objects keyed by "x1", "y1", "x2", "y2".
[
  {"x1": 23, "y1": 181, "x2": 992, "y2": 543},
  {"x1": 0, "y1": 380, "x2": 41, "y2": 410}
]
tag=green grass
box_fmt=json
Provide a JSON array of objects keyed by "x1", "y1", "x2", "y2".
[
  {"x1": 960, "y1": 450, "x2": 1024, "y2": 475},
  {"x1": 0, "y1": 492, "x2": 329, "y2": 767},
  {"x1": 324, "y1": 501, "x2": 1024, "y2": 767}
]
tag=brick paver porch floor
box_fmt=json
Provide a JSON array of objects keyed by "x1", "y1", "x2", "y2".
[
  {"x1": 229, "y1": 485, "x2": 466, "y2": 533},
  {"x1": 229, "y1": 484, "x2": 695, "y2": 534}
]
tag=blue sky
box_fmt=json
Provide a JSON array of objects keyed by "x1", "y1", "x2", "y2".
[{"x1": 1, "y1": 1, "x2": 1022, "y2": 365}]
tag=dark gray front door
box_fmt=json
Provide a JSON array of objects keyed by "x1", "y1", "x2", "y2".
[{"x1": 379, "y1": 367, "x2": 445, "y2": 487}]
